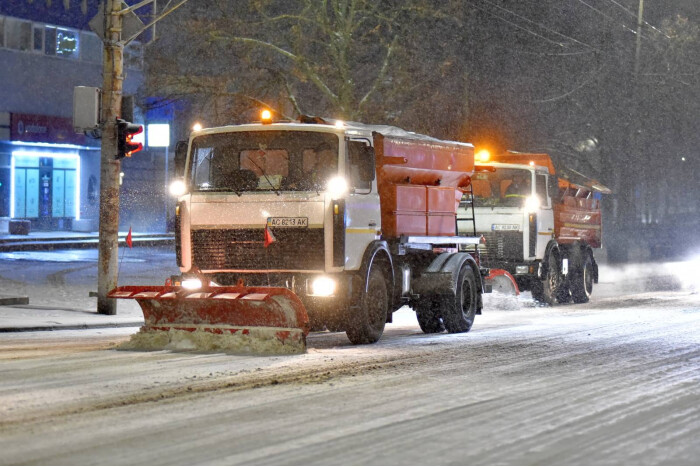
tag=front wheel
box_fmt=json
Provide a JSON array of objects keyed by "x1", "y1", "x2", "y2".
[
  {"x1": 533, "y1": 250, "x2": 567, "y2": 305},
  {"x1": 346, "y1": 267, "x2": 388, "y2": 345},
  {"x1": 442, "y1": 263, "x2": 478, "y2": 333}
]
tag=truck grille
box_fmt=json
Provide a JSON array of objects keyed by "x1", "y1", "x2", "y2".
[
  {"x1": 191, "y1": 228, "x2": 325, "y2": 271},
  {"x1": 479, "y1": 231, "x2": 523, "y2": 263}
]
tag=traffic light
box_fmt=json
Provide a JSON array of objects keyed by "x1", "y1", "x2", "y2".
[{"x1": 116, "y1": 118, "x2": 143, "y2": 160}]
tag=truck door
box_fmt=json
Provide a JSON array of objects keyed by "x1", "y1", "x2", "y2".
[
  {"x1": 343, "y1": 139, "x2": 381, "y2": 272},
  {"x1": 534, "y1": 172, "x2": 555, "y2": 259}
]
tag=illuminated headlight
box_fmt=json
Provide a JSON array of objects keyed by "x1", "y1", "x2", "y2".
[
  {"x1": 169, "y1": 179, "x2": 187, "y2": 197},
  {"x1": 311, "y1": 276, "x2": 336, "y2": 297},
  {"x1": 327, "y1": 176, "x2": 348, "y2": 199},
  {"x1": 515, "y1": 265, "x2": 529, "y2": 274},
  {"x1": 181, "y1": 278, "x2": 203, "y2": 290},
  {"x1": 524, "y1": 195, "x2": 540, "y2": 213}
]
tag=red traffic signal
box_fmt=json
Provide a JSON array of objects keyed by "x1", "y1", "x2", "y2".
[{"x1": 116, "y1": 118, "x2": 143, "y2": 160}]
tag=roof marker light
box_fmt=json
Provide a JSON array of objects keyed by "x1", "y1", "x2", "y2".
[
  {"x1": 261, "y1": 110, "x2": 272, "y2": 124},
  {"x1": 475, "y1": 149, "x2": 490, "y2": 162}
]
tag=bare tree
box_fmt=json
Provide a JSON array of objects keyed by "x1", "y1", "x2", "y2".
[{"x1": 143, "y1": 0, "x2": 468, "y2": 137}]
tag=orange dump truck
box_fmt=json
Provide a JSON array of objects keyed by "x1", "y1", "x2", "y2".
[
  {"x1": 110, "y1": 118, "x2": 507, "y2": 353},
  {"x1": 457, "y1": 151, "x2": 611, "y2": 304}
]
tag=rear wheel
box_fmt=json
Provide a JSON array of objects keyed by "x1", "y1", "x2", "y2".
[
  {"x1": 346, "y1": 267, "x2": 388, "y2": 345},
  {"x1": 414, "y1": 298, "x2": 445, "y2": 334},
  {"x1": 571, "y1": 252, "x2": 594, "y2": 303},
  {"x1": 442, "y1": 263, "x2": 477, "y2": 333}
]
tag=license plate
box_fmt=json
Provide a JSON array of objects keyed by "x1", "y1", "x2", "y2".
[
  {"x1": 492, "y1": 224, "x2": 520, "y2": 231},
  {"x1": 267, "y1": 217, "x2": 308, "y2": 227}
]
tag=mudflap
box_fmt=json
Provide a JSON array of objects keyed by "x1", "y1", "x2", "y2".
[
  {"x1": 484, "y1": 269, "x2": 520, "y2": 296},
  {"x1": 108, "y1": 285, "x2": 310, "y2": 354}
]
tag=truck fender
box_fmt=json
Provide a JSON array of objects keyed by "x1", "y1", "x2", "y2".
[
  {"x1": 354, "y1": 241, "x2": 395, "y2": 320},
  {"x1": 412, "y1": 252, "x2": 484, "y2": 315}
]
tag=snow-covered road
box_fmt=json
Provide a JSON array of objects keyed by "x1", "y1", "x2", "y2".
[{"x1": 1, "y1": 283, "x2": 699, "y2": 464}]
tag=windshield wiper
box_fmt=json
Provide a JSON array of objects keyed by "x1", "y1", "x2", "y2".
[
  {"x1": 198, "y1": 187, "x2": 242, "y2": 196},
  {"x1": 247, "y1": 158, "x2": 280, "y2": 196}
]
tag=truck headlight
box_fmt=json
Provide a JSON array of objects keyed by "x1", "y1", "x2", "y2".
[
  {"x1": 515, "y1": 265, "x2": 529, "y2": 274},
  {"x1": 310, "y1": 276, "x2": 336, "y2": 297},
  {"x1": 169, "y1": 179, "x2": 187, "y2": 197},
  {"x1": 524, "y1": 195, "x2": 540, "y2": 213},
  {"x1": 327, "y1": 176, "x2": 348, "y2": 199},
  {"x1": 181, "y1": 278, "x2": 203, "y2": 290}
]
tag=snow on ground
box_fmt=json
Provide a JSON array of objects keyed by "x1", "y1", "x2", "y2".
[
  {"x1": 1, "y1": 288, "x2": 699, "y2": 464},
  {"x1": 1, "y1": 251, "x2": 700, "y2": 463}
]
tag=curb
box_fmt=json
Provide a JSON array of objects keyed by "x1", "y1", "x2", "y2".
[
  {"x1": 0, "y1": 321, "x2": 144, "y2": 333},
  {"x1": 0, "y1": 237, "x2": 174, "y2": 252},
  {"x1": 0, "y1": 296, "x2": 29, "y2": 306}
]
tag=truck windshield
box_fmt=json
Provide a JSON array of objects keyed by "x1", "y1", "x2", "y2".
[
  {"x1": 471, "y1": 167, "x2": 533, "y2": 207},
  {"x1": 189, "y1": 131, "x2": 339, "y2": 192}
]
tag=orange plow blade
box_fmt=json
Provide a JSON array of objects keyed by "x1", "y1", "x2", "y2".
[
  {"x1": 108, "y1": 285, "x2": 310, "y2": 354},
  {"x1": 485, "y1": 269, "x2": 520, "y2": 296}
]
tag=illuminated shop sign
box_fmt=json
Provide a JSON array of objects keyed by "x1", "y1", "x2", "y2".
[{"x1": 10, "y1": 113, "x2": 87, "y2": 146}]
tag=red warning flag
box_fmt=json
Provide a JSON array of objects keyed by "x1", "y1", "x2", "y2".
[
  {"x1": 126, "y1": 227, "x2": 133, "y2": 249},
  {"x1": 264, "y1": 225, "x2": 276, "y2": 248}
]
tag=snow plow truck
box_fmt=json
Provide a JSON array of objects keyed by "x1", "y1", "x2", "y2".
[
  {"x1": 109, "y1": 114, "x2": 518, "y2": 353},
  {"x1": 457, "y1": 150, "x2": 611, "y2": 305}
]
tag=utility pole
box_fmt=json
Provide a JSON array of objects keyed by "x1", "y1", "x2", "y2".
[
  {"x1": 97, "y1": 0, "x2": 124, "y2": 315},
  {"x1": 94, "y1": 0, "x2": 189, "y2": 314}
]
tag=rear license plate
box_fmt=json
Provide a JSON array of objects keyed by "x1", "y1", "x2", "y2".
[{"x1": 267, "y1": 217, "x2": 309, "y2": 227}]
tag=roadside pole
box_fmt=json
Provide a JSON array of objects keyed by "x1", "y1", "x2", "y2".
[{"x1": 97, "y1": 0, "x2": 124, "y2": 315}]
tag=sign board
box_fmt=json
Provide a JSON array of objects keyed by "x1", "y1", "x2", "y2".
[{"x1": 89, "y1": 2, "x2": 146, "y2": 41}]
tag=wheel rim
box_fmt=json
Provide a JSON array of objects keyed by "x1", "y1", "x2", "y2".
[
  {"x1": 547, "y1": 254, "x2": 559, "y2": 290},
  {"x1": 584, "y1": 262, "x2": 593, "y2": 295},
  {"x1": 460, "y1": 275, "x2": 474, "y2": 317}
]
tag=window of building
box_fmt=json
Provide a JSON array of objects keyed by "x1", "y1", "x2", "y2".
[
  {"x1": 44, "y1": 26, "x2": 56, "y2": 56},
  {"x1": 33, "y1": 25, "x2": 44, "y2": 53},
  {"x1": 5, "y1": 17, "x2": 32, "y2": 51},
  {"x1": 55, "y1": 28, "x2": 79, "y2": 58},
  {"x1": 0, "y1": 16, "x2": 5, "y2": 48}
]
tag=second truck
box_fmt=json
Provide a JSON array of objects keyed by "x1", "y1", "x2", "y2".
[{"x1": 457, "y1": 150, "x2": 610, "y2": 305}]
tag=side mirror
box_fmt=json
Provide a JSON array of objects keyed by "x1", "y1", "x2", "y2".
[
  {"x1": 174, "y1": 140, "x2": 188, "y2": 177},
  {"x1": 348, "y1": 141, "x2": 375, "y2": 182}
]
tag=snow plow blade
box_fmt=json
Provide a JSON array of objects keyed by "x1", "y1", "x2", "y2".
[
  {"x1": 108, "y1": 285, "x2": 310, "y2": 354},
  {"x1": 484, "y1": 269, "x2": 520, "y2": 296}
]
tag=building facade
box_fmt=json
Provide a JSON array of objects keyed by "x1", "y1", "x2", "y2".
[{"x1": 0, "y1": 1, "x2": 170, "y2": 233}]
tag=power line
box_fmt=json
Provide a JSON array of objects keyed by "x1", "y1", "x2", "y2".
[
  {"x1": 466, "y1": 0, "x2": 569, "y2": 48},
  {"x1": 572, "y1": 0, "x2": 638, "y2": 35},
  {"x1": 473, "y1": 0, "x2": 601, "y2": 51},
  {"x1": 597, "y1": 0, "x2": 670, "y2": 38}
]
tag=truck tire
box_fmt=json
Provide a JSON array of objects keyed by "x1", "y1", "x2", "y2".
[
  {"x1": 414, "y1": 298, "x2": 445, "y2": 334},
  {"x1": 533, "y1": 250, "x2": 566, "y2": 306},
  {"x1": 442, "y1": 263, "x2": 477, "y2": 333},
  {"x1": 346, "y1": 267, "x2": 388, "y2": 344},
  {"x1": 571, "y1": 252, "x2": 594, "y2": 303}
]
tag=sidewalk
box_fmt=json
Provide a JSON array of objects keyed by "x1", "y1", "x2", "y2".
[
  {"x1": 0, "y1": 230, "x2": 170, "y2": 332},
  {"x1": 0, "y1": 303, "x2": 145, "y2": 332},
  {"x1": 0, "y1": 230, "x2": 174, "y2": 252}
]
